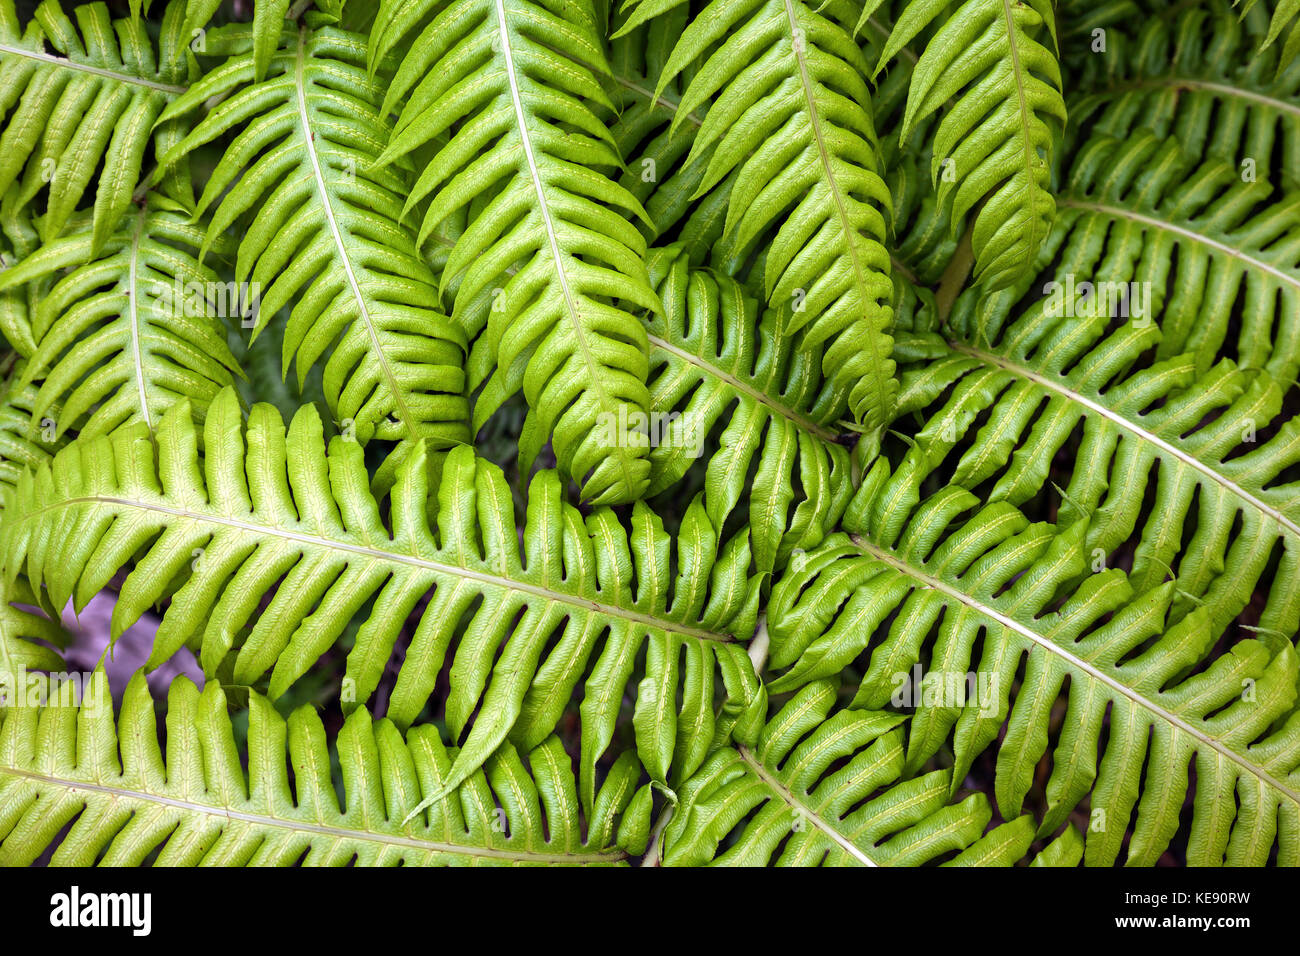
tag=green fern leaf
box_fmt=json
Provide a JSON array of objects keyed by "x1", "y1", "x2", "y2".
[
  {"x1": 661, "y1": 680, "x2": 994, "y2": 866},
  {"x1": 0, "y1": 0, "x2": 193, "y2": 249},
  {"x1": 603, "y1": 10, "x2": 737, "y2": 268},
  {"x1": 0, "y1": 575, "x2": 67, "y2": 675},
  {"x1": 1239, "y1": 0, "x2": 1300, "y2": 73},
  {"x1": 644, "y1": 245, "x2": 853, "y2": 574},
  {"x1": 0, "y1": 389, "x2": 763, "y2": 802},
  {"x1": 371, "y1": 0, "x2": 662, "y2": 505},
  {"x1": 0, "y1": 362, "x2": 64, "y2": 502},
  {"x1": 0, "y1": 199, "x2": 242, "y2": 441},
  {"x1": 1070, "y1": 0, "x2": 1299, "y2": 192},
  {"x1": 650, "y1": 0, "x2": 898, "y2": 454},
  {"x1": 963, "y1": 130, "x2": 1300, "y2": 383},
  {"x1": 764, "y1": 461, "x2": 1300, "y2": 865},
  {"x1": 906, "y1": 311, "x2": 1300, "y2": 640},
  {"x1": 155, "y1": 25, "x2": 470, "y2": 464},
  {"x1": 0, "y1": 668, "x2": 643, "y2": 865},
  {"x1": 864, "y1": 0, "x2": 1067, "y2": 290}
]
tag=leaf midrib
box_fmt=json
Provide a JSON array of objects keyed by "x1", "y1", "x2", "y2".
[
  {"x1": 1087, "y1": 77, "x2": 1300, "y2": 121},
  {"x1": 848, "y1": 533, "x2": 1300, "y2": 809},
  {"x1": 736, "y1": 745, "x2": 877, "y2": 866},
  {"x1": 291, "y1": 28, "x2": 418, "y2": 441},
  {"x1": 780, "y1": 0, "x2": 891, "y2": 411},
  {"x1": 491, "y1": 0, "x2": 642, "y2": 496},
  {"x1": 3, "y1": 767, "x2": 627, "y2": 864},
  {"x1": 17, "y1": 494, "x2": 735, "y2": 644},
  {"x1": 610, "y1": 74, "x2": 704, "y2": 127},
  {"x1": 1056, "y1": 198, "x2": 1300, "y2": 294},
  {"x1": 949, "y1": 340, "x2": 1300, "y2": 540},
  {"x1": 645, "y1": 332, "x2": 838, "y2": 441},
  {"x1": 1000, "y1": 0, "x2": 1042, "y2": 260},
  {"x1": 0, "y1": 41, "x2": 187, "y2": 94}
]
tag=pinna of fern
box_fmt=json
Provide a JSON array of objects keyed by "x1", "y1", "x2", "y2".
[
  {"x1": 0, "y1": 0, "x2": 198, "y2": 250},
  {"x1": 368, "y1": 0, "x2": 664, "y2": 506},
  {"x1": 152, "y1": 22, "x2": 470, "y2": 487},
  {"x1": 0, "y1": 668, "x2": 649, "y2": 865},
  {"x1": 0, "y1": 388, "x2": 766, "y2": 809}
]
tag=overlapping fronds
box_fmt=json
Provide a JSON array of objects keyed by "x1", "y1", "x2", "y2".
[
  {"x1": 661, "y1": 679, "x2": 999, "y2": 866},
  {"x1": 644, "y1": 246, "x2": 853, "y2": 574},
  {"x1": 1070, "y1": 0, "x2": 1300, "y2": 192},
  {"x1": 861, "y1": 0, "x2": 1067, "y2": 290},
  {"x1": 0, "y1": 0, "x2": 193, "y2": 249},
  {"x1": 0, "y1": 199, "x2": 240, "y2": 441},
  {"x1": 964, "y1": 130, "x2": 1300, "y2": 382},
  {"x1": 370, "y1": 0, "x2": 662, "y2": 505},
  {"x1": 1, "y1": 0, "x2": 1297, "y2": 871},
  {"x1": 762, "y1": 461, "x2": 1300, "y2": 865},
  {"x1": 639, "y1": 0, "x2": 897, "y2": 453},
  {"x1": 892, "y1": 315, "x2": 1300, "y2": 638},
  {"x1": 154, "y1": 25, "x2": 469, "y2": 462},
  {"x1": 0, "y1": 389, "x2": 763, "y2": 803},
  {"x1": 0, "y1": 668, "x2": 647, "y2": 865}
]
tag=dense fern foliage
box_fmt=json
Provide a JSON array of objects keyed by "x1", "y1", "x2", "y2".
[{"x1": 0, "y1": 0, "x2": 1297, "y2": 868}]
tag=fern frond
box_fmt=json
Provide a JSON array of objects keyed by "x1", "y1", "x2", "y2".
[
  {"x1": 1239, "y1": 0, "x2": 1300, "y2": 73},
  {"x1": 0, "y1": 363, "x2": 64, "y2": 502},
  {"x1": 155, "y1": 25, "x2": 469, "y2": 463},
  {"x1": 644, "y1": 246, "x2": 852, "y2": 574},
  {"x1": 646, "y1": 0, "x2": 897, "y2": 454},
  {"x1": 1071, "y1": 0, "x2": 1300, "y2": 192},
  {"x1": 764, "y1": 463, "x2": 1300, "y2": 865},
  {"x1": 371, "y1": 0, "x2": 662, "y2": 505},
  {"x1": 661, "y1": 680, "x2": 996, "y2": 866},
  {"x1": 907, "y1": 311, "x2": 1300, "y2": 639},
  {"x1": 0, "y1": 668, "x2": 645, "y2": 865},
  {"x1": 0, "y1": 199, "x2": 241, "y2": 441},
  {"x1": 0, "y1": 575, "x2": 66, "y2": 675},
  {"x1": 970, "y1": 130, "x2": 1300, "y2": 382},
  {"x1": 0, "y1": 389, "x2": 763, "y2": 801},
  {"x1": 863, "y1": 0, "x2": 1066, "y2": 290},
  {"x1": 0, "y1": 0, "x2": 193, "y2": 249}
]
